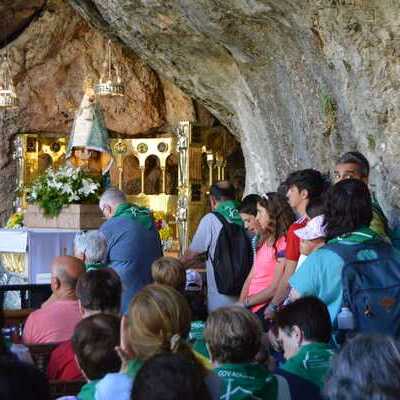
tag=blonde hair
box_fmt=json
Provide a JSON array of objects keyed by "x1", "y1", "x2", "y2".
[
  {"x1": 204, "y1": 306, "x2": 262, "y2": 363},
  {"x1": 128, "y1": 284, "x2": 198, "y2": 365},
  {"x1": 151, "y1": 257, "x2": 186, "y2": 293}
]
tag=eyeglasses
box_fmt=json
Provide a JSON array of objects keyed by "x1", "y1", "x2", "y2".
[{"x1": 262, "y1": 193, "x2": 269, "y2": 201}]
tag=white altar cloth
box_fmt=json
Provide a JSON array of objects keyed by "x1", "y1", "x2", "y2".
[{"x1": 0, "y1": 228, "x2": 80, "y2": 283}]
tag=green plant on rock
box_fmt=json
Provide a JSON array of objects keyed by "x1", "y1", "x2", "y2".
[
  {"x1": 320, "y1": 88, "x2": 337, "y2": 137},
  {"x1": 367, "y1": 134, "x2": 376, "y2": 151}
]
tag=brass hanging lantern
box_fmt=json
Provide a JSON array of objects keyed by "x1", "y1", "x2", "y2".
[
  {"x1": 0, "y1": 49, "x2": 18, "y2": 109},
  {"x1": 95, "y1": 39, "x2": 124, "y2": 97}
]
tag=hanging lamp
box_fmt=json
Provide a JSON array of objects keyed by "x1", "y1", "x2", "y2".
[
  {"x1": 95, "y1": 39, "x2": 125, "y2": 97},
  {"x1": 0, "y1": 49, "x2": 18, "y2": 109}
]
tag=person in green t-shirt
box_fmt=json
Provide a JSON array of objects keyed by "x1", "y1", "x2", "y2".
[
  {"x1": 74, "y1": 230, "x2": 108, "y2": 272},
  {"x1": 205, "y1": 306, "x2": 289, "y2": 400},
  {"x1": 274, "y1": 296, "x2": 335, "y2": 390},
  {"x1": 72, "y1": 314, "x2": 121, "y2": 400}
]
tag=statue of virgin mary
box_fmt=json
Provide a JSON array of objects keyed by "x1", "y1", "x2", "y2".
[{"x1": 66, "y1": 88, "x2": 113, "y2": 176}]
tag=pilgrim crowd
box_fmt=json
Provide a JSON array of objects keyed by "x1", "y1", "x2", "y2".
[{"x1": 2, "y1": 151, "x2": 400, "y2": 400}]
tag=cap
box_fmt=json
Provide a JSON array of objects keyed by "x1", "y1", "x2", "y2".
[
  {"x1": 185, "y1": 269, "x2": 203, "y2": 292},
  {"x1": 295, "y1": 215, "x2": 326, "y2": 240}
]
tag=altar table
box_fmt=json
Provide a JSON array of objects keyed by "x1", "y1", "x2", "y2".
[{"x1": 0, "y1": 228, "x2": 80, "y2": 283}]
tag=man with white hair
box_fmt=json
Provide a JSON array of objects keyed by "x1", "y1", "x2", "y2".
[
  {"x1": 99, "y1": 187, "x2": 162, "y2": 313},
  {"x1": 74, "y1": 230, "x2": 107, "y2": 271}
]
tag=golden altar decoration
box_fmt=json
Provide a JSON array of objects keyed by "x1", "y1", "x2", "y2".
[
  {"x1": 14, "y1": 133, "x2": 68, "y2": 209},
  {"x1": 13, "y1": 120, "x2": 231, "y2": 253}
]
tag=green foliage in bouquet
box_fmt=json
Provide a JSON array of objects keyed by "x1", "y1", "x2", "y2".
[{"x1": 28, "y1": 166, "x2": 101, "y2": 217}]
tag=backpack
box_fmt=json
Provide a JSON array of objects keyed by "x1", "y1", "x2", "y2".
[
  {"x1": 325, "y1": 240, "x2": 400, "y2": 337},
  {"x1": 209, "y1": 212, "x2": 253, "y2": 296}
]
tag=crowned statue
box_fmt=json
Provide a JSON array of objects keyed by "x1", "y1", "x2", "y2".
[{"x1": 66, "y1": 86, "x2": 113, "y2": 178}]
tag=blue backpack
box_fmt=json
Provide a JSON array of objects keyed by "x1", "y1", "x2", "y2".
[{"x1": 325, "y1": 240, "x2": 400, "y2": 337}]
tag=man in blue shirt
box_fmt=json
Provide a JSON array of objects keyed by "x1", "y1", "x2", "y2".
[{"x1": 99, "y1": 188, "x2": 162, "y2": 314}]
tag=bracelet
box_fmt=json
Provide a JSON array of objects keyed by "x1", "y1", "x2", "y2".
[
  {"x1": 244, "y1": 297, "x2": 251, "y2": 309},
  {"x1": 269, "y1": 303, "x2": 278, "y2": 312}
]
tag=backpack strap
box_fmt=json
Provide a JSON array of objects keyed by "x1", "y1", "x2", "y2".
[
  {"x1": 211, "y1": 211, "x2": 229, "y2": 226},
  {"x1": 206, "y1": 212, "x2": 228, "y2": 264}
]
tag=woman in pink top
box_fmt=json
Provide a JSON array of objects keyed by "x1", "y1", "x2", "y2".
[{"x1": 240, "y1": 192, "x2": 295, "y2": 319}]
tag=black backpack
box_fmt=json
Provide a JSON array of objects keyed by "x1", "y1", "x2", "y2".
[
  {"x1": 209, "y1": 212, "x2": 253, "y2": 296},
  {"x1": 325, "y1": 240, "x2": 400, "y2": 337}
]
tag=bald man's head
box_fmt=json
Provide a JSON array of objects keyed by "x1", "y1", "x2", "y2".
[{"x1": 51, "y1": 256, "x2": 85, "y2": 293}]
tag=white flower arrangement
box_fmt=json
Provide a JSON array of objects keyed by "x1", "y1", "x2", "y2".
[{"x1": 29, "y1": 166, "x2": 101, "y2": 217}]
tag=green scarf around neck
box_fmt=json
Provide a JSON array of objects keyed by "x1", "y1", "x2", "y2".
[
  {"x1": 328, "y1": 226, "x2": 379, "y2": 244},
  {"x1": 113, "y1": 203, "x2": 153, "y2": 230},
  {"x1": 281, "y1": 342, "x2": 335, "y2": 389},
  {"x1": 214, "y1": 362, "x2": 278, "y2": 400},
  {"x1": 77, "y1": 380, "x2": 99, "y2": 400},
  {"x1": 85, "y1": 262, "x2": 106, "y2": 272},
  {"x1": 215, "y1": 200, "x2": 243, "y2": 226}
]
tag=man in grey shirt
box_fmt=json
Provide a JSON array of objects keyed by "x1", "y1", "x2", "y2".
[
  {"x1": 182, "y1": 181, "x2": 242, "y2": 312},
  {"x1": 99, "y1": 188, "x2": 162, "y2": 314}
]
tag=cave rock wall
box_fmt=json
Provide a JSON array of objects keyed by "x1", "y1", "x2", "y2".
[{"x1": 68, "y1": 0, "x2": 400, "y2": 224}]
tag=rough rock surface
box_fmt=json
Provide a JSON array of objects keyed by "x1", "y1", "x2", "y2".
[
  {"x1": 67, "y1": 0, "x2": 400, "y2": 224},
  {"x1": 0, "y1": 0, "x2": 46, "y2": 45},
  {"x1": 0, "y1": 0, "x2": 216, "y2": 223}
]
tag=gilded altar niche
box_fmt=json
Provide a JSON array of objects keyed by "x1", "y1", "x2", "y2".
[
  {"x1": 14, "y1": 133, "x2": 68, "y2": 208},
  {"x1": 14, "y1": 122, "x2": 244, "y2": 254}
]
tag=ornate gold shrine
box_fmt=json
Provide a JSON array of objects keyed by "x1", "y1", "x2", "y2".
[
  {"x1": 13, "y1": 122, "x2": 234, "y2": 254},
  {"x1": 14, "y1": 133, "x2": 68, "y2": 209}
]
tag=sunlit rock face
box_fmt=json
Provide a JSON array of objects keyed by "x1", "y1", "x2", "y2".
[{"x1": 68, "y1": 0, "x2": 400, "y2": 223}]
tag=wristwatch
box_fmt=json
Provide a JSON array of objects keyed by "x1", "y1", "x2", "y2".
[
  {"x1": 244, "y1": 297, "x2": 252, "y2": 309},
  {"x1": 268, "y1": 303, "x2": 279, "y2": 313}
]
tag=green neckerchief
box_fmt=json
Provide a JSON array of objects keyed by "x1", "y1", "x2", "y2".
[
  {"x1": 126, "y1": 358, "x2": 144, "y2": 378},
  {"x1": 113, "y1": 203, "x2": 153, "y2": 230},
  {"x1": 328, "y1": 226, "x2": 379, "y2": 245},
  {"x1": 215, "y1": 200, "x2": 243, "y2": 226},
  {"x1": 280, "y1": 342, "x2": 335, "y2": 389},
  {"x1": 214, "y1": 362, "x2": 278, "y2": 400},
  {"x1": 85, "y1": 262, "x2": 106, "y2": 272},
  {"x1": 77, "y1": 380, "x2": 100, "y2": 400},
  {"x1": 189, "y1": 320, "x2": 210, "y2": 359}
]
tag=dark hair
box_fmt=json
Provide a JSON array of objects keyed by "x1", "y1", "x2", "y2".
[
  {"x1": 239, "y1": 194, "x2": 261, "y2": 216},
  {"x1": 210, "y1": 181, "x2": 236, "y2": 201},
  {"x1": 76, "y1": 268, "x2": 122, "y2": 314},
  {"x1": 72, "y1": 313, "x2": 121, "y2": 380},
  {"x1": 258, "y1": 192, "x2": 295, "y2": 246},
  {"x1": 277, "y1": 180, "x2": 289, "y2": 197},
  {"x1": 204, "y1": 306, "x2": 262, "y2": 363},
  {"x1": 131, "y1": 353, "x2": 212, "y2": 400},
  {"x1": 275, "y1": 297, "x2": 332, "y2": 343},
  {"x1": 306, "y1": 197, "x2": 325, "y2": 219},
  {"x1": 325, "y1": 335, "x2": 400, "y2": 400},
  {"x1": 337, "y1": 151, "x2": 370, "y2": 177},
  {"x1": 285, "y1": 169, "x2": 326, "y2": 200},
  {"x1": 0, "y1": 360, "x2": 50, "y2": 400},
  {"x1": 324, "y1": 179, "x2": 372, "y2": 240}
]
